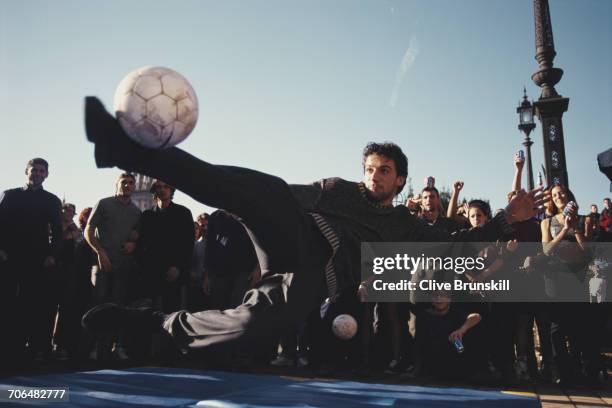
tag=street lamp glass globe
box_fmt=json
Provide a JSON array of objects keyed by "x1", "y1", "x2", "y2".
[{"x1": 520, "y1": 109, "x2": 533, "y2": 125}]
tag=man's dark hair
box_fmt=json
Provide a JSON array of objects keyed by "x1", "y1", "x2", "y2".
[
  {"x1": 197, "y1": 213, "x2": 210, "y2": 224},
  {"x1": 117, "y1": 172, "x2": 136, "y2": 182},
  {"x1": 362, "y1": 142, "x2": 408, "y2": 194},
  {"x1": 26, "y1": 158, "x2": 49, "y2": 171},
  {"x1": 468, "y1": 199, "x2": 491, "y2": 219},
  {"x1": 150, "y1": 180, "x2": 176, "y2": 199},
  {"x1": 62, "y1": 202, "x2": 76, "y2": 214},
  {"x1": 421, "y1": 186, "x2": 439, "y2": 197}
]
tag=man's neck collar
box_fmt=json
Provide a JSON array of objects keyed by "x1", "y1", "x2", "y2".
[
  {"x1": 358, "y1": 182, "x2": 393, "y2": 209},
  {"x1": 156, "y1": 200, "x2": 173, "y2": 210},
  {"x1": 25, "y1": 184, "x2": 43, "y2": 191},
  {"x1": 115, "y1": 194, "x2": 131, "y2": 204},
  {"x1": 422, "y1": 210, "x2": 440, "y2": 222},
  {"x1": 432, "y1": 305, "x2": 450, "y2": 316}
]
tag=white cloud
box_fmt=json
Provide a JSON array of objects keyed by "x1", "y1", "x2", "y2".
[{"x1": 390, "y1": 37, "x2": 419, "y2": 108}]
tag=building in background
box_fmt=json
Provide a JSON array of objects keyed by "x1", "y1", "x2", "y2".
[{"x1": 132, "y1": 174, "x2": 155, "y2": 211}]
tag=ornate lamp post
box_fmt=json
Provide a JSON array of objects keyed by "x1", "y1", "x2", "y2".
[
  {"x1": 517, "y1": 88, "x2": 536, "y2": 190},
  {"x1": 531, "y1": 0, "x2": 570, "y2": 187}
]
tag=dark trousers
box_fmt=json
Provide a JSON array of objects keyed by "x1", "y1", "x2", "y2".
[
  {"x1": 151, "y1": 282, "x2": 185, "y2": 314},
  {"x1": 143, "y1": 270, "x2": 186, "y2": 314},
  {"x1": 0, "y1": 263, "x2": 20, "y2": 368},
  {"x1": 516, "y1": 302, "x2": 553, "y2": 374},
  {"x1": 0, "y1": 260, "x2": 58, "y2": 366},
  {"x1": 276, "y1": 306, "x2": 320, "y2": 360},
  {"x1": 371, "y1": 302, "x2": 414, "y2": 367},
  {"x1": 549, "y1": 302, "x2": 603, "y2": 380},
  {"x1": 309, "y1": 292, "x2": 363, "y2": 367},
  {"x1": 55, "y1": 262, "x2": 82, "y2": 354},
  {"x1": 115, "y1": 148, "x2": 331, "y2": 351},
  {"x1": 489, "y1": 302, "x2": 517, "y2": 373},
  {"x1": 16, "y1": 263, "x2": 60, "y2": 356}
]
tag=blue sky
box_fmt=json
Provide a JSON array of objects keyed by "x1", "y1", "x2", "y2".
[{"x1": 1, "y1": 0, "x2": 611, "y2": 217}]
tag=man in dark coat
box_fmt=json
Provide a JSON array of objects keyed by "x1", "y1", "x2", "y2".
[
  {"x1": 0, "y1": 158, "x2": 62, "y2": 364},
  {"x1": 137, "y1": 179, "x2": 194, "y2": 313}
]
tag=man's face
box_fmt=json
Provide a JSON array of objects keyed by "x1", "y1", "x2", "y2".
[
  {"x1": 197, "y1": 215, "x2": 209, "y2": 230},
  {"x1": 62, "y1": 206, "x2": 75, "y2": 222},
  {"x1": 116, "y1": 176, "x2": 135, "y2": 198},
  {"x1": 153, "y1": 181, "x2": 173, "y2": 202},
  {"x1": 26, "y1": 163, "x2": 48, "y2": 188},
  {"x1": 432, "y1": 295, "x2": 451, "y2": 312},
  {"x1": 194, "y1": 222, "x2": 202, "y2": 240},
  {"x1": 421, "y1": 190, "x2": 440, "y2": 212},
  {"x1": 591, "y1": 205, "x2": 598, "y2": 214},
  {"x1": 363, "y1": 154, "x2": 405, "y2": 206}
]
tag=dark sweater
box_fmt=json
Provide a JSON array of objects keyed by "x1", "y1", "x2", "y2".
[
  {"x1": 137, "y1": 202, "x2": 194, "y2": 287},
  {"x1": 0, "y1": 186, "x2": 62, "y2": 264},
  {"x1": 291, "y1": 178, "x2": 512, "y2": 296}
]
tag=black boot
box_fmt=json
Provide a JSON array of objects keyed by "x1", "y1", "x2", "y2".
[{"x1": 84, "y1": 96, "x2": 142, "y2": 169}]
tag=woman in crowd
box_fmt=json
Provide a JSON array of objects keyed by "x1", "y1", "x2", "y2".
[{"x1": 541, "y1": 183, "x2": 601, "y2": 386}]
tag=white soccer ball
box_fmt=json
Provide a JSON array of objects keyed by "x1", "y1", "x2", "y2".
[
  {"x1": 113, "y1": 66, "x2": 199, "y2": 149},
  {"x1": 332, "y1": 314, "x2": 358, "y2": 340}
]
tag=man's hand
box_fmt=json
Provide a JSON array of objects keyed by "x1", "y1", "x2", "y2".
[
  {"x1": 97, "y1": 250, "x2": 112, "y2": 272},
  {"x1": 522, "y1": 254, "x2": 549, "y2": 271},
  {"x1": 504, "y1": 187, "x2": 550, "y2": 223},
  {"x1": 506, "y1": 239, "x2": 519, "y2": 252},
  {"x1": 448, "y1": 327, "x2": 466, "y2": 342},
  {"x1": 0, "y1": 249, "x2": 7, "y2": 263},
  {"x1": 405, "y1": 195, "x2": 421, "y2": 211},
  {"x1": 357, "y1": 282, "x2": 368, "y2": 301},
  {"x1": 453, "y1": 181, "x2": 464, "y2": 194},
  {"x1": 166, "y1": 266, "x2": 180, "y2": 282},
  {"x1": 43, "y1": 256, "x2": 56, "y2": 268},
  {"x1": 122, "y1": 242, "x2": 136, "y2": 254},
  {"x1": 514, "y1": 153, "x2": 525, "y2": 170},
  {"x1": 202, "y1": 274, "x2": 210, "y2": 295}
]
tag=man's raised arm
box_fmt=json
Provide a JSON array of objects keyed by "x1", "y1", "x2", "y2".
[{"x1": 289, "y1": 180, "x2": 324, "y2": 211}]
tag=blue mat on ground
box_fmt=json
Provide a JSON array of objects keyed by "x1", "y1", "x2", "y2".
[{"x1": 0, "y1": 367, "x2": 540, "y2": 407}]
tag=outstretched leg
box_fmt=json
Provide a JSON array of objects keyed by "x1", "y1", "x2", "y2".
[
  {"x1": 83, "y1": 96, "x2": 331, "y2": 351},
  {"x1": 85, "y1": 96, "x2": 306, "y2": 272}
]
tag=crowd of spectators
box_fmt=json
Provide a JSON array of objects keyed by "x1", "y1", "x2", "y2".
[{"x1": 0, "y1": 154, "x2": 610, "y2": 389}]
